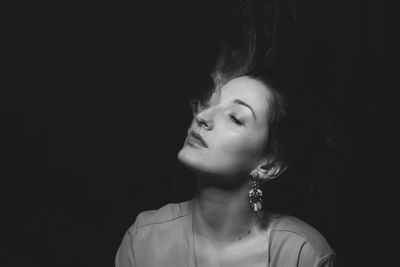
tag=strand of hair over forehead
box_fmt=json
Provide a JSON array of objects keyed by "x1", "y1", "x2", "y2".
[{"x1": 211, "y1": 0, "x2": 297, "y2": 89}]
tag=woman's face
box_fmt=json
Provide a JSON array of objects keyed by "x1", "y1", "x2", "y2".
[{"x1": 177, "y1": 76, "x2": 272, "y2": 181}]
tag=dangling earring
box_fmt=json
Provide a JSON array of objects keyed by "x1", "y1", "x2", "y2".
[{"x1": 249, "y1": 170, "x2": 263, "y2": 212}]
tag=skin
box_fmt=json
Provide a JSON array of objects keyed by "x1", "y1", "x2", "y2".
[
  {"x1": 177, "y1": 76, "x2": 282, "y2": 264},
  {"x1": 178, "y1": 76, "x2": 272, "y2": 182}
]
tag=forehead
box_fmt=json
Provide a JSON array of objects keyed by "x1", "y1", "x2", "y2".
[{"x1": 216, "y1": 76, "x2": 272, "y2": 121}]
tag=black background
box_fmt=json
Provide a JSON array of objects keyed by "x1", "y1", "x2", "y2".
[{"x1": 4, "y1": 0, "x2": 383, "y2": 266}]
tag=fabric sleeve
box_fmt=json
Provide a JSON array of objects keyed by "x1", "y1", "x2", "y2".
[
  {"x1": 115, "y1": 219, "x2": 138, "y2": 267},
  {"x1": 298, "y1": 241, "x2": 336, "y2": 267}
]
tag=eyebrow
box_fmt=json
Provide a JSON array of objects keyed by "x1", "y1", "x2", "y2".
[{"x1": 232, "y1": 99, "x2": 256, "y2": 120}]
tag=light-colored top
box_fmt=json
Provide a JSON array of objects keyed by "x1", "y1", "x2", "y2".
[{"x1": 115, "y1": 200, "x2": 335, "y2": 267}]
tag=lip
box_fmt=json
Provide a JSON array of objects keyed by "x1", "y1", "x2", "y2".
[{"x1": 187, "y1": 130, "x2": 208, "y2": 148}]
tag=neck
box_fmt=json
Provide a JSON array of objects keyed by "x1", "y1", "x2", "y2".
[{"x1": 191, "y1": 175, "x2": 261, "y2": 243}]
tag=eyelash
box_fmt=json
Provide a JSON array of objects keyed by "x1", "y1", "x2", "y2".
[
  {"x1": 229, "y1": 114, "x2": 243, "y2": 126},
  {"x1": 191, "y1": 99, "x2": 244, "y2": 126}
]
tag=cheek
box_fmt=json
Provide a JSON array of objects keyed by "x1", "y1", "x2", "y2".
[
  {"x1": 177, "y1": 119, "x2": 268, "y2": 177},
  {"x1": 211, "y1": 131, "x2": 264, "y2": 170}
]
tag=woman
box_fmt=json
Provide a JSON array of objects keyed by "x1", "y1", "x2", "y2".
[
  {"x1": 115, "y1": 75, "x2": 335, "y2": 267},
  {"x1": 116, "y1": 1, "x2": 335, "y2": 266}
]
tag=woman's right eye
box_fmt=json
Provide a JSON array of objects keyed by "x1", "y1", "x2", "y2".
[
  {"x1": 199, "y1": 103, "x2": 210, "y2": 111},
  {"x1": 190, "y1": 99, "x2": 201, "y2": 114}
]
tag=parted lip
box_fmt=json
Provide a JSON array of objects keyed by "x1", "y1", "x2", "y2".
[{"x1": 188, "y1": 130, "x2": 208, "y2": 148}]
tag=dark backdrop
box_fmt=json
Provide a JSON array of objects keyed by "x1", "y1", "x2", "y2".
[{"x1": 4, "y1": 0, "x2": 382, "y2": 266}]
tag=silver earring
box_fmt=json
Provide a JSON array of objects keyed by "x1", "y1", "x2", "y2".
[{"x1": 249, "y1": 171, "x2": 263, "y2": 212}]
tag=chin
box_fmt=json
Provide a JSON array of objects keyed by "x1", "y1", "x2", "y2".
[
  {"x1": 177, "y1": 149, "x2": 246, "y2": 183},
  {"x1": 177, "y1": 148, "x2": 203, "y2": 172}
]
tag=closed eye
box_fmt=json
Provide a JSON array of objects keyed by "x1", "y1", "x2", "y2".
[{"x1": 229, "y1": 114, "x2": 243, "y2": 126}]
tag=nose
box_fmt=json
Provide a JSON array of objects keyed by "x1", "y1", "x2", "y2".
[{"x1": 195, "y1": 108, "x2": 213, "y2": 130}]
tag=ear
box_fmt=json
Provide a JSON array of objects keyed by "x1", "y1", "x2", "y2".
[{"x1": 251, "y1": 160, "x2": 288, "y2": 182}]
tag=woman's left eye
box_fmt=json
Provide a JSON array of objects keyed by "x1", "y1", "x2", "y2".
[{"x1": 229, "y1": 114, "x2": 243, "y2": 126}]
